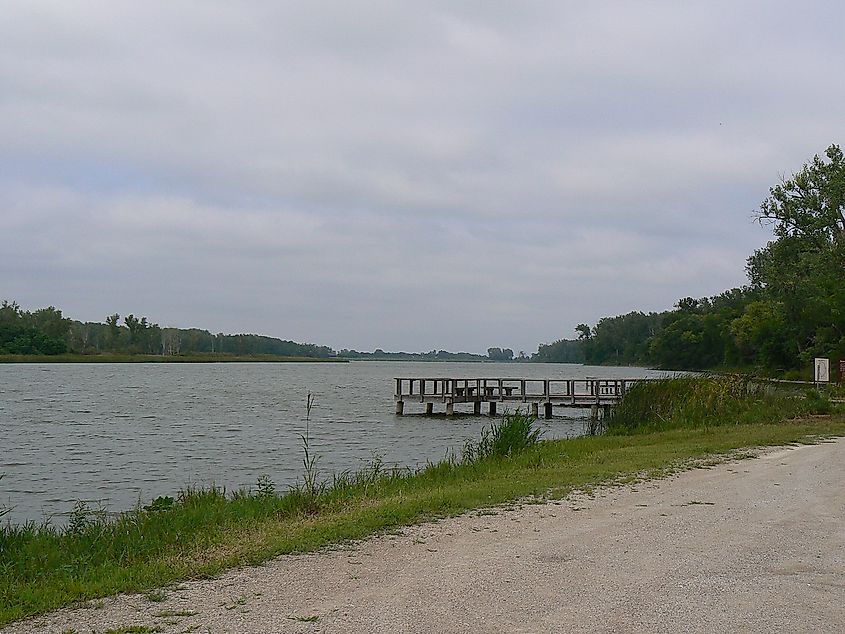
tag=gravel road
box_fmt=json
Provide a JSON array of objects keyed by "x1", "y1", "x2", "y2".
[{"x1": 6, "y1": 438, "x2": 845, "y2": 634}]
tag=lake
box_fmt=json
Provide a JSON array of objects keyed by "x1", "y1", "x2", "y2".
[{"x1": 0, "y1": 361, "x2": 669, "y2": 524}]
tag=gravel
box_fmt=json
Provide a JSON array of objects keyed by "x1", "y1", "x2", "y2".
[{"x1": 6, "y1": 439, "x2": 845, "y2": 633}]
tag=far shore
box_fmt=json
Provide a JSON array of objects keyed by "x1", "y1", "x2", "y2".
[{"x1": 0, "y1": 353, "x2": 347, "y2": 364}]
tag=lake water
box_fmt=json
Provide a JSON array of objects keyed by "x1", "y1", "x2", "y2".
[{"x1": 0, "y1": 361, "x2": 669, "y2": 524}]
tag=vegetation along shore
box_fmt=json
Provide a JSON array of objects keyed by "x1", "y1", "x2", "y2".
[
  {"x1": 0, "y1": 353, "x2": 346, "y2": 364},
  {"x1": 1, "y1": 376, "x2": 842, "y2": 627}
]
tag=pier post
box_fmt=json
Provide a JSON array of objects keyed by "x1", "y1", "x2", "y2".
[
  {"x1": 395, "y1": 400, "x2": 404, "y2": 416},
  {"x1": 489, "y1": 401, "x2": 497, "y2": 416},
  {"x1": 425, "y1": 402, "x2": 433, "y2": 415},
  {"x1": 544, "y1": 402, "x2": 553, "y2": 419},
  {"x1": 590, "y1": 404, "x2": 599, "y2": 421},
  {"x1": 446, "y1": 401, "x2": 454, "y2": 416},
  {"x1": 473, "y1": 401, "x2": 481, "y2": 415},
  {"x1": 531, "y1": 402, "x2": 539, "y2": 418}
]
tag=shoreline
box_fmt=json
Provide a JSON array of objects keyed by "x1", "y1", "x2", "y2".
[
  {"x1": 0, "y1": 354, "x2": 347, "y2": 364},
  {"x1": 6, "y1": 436, "x2": 845, "y2": 633},
  {"x1": 2, "y1": 416, "x2": 844, "y2": 628}
]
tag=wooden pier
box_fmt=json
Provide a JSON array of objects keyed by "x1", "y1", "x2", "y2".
[{"x1": 394, "y1": 377, "x2": 653, "y2": 418}]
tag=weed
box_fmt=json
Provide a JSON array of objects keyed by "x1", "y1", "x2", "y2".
[
  {"x1": 463, "y1": 413, "x2": 543, "y2": 463},
  {"x1": 224, "y1": 595, "x2": 248, "y2": 610},
  {"x1": 255, "y1": 475, "x2": 275, "y2": 498},
  {"x1": 144, "y1": 590, "x2": 167, "y2": 603},
  {"x1": 154, "y1": 610, "x2": 198, "y2": 618},
  {"x1": 66, "y1": 500, "x2": 92, "y2": 535},
  {"x1": 103, "y1": 626, "x2": 162, "y2": 634},
  {"x1": 289, "y1": 615, "x2": 320, "y2": 622},
  {"x1": 298, "y1": 391, "x2": 325, "y2": 513},
  {"x1": 144, "y1": 496, "x2": 175, "y2": 513}
]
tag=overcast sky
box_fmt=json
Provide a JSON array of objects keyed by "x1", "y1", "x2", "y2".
[{"x1": 2, "y1": 2, "x2": 843, "y2": 354}]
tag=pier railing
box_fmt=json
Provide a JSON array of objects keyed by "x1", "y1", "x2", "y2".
[{"x1": 393, "y1": 377, "x2": 656, "y2": 417}]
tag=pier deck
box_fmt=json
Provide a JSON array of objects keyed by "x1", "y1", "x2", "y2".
[{"x1": 394, "y1": 377, "x2": 654, "y2": 418}]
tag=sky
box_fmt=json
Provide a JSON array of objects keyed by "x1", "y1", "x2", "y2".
[{"x1": 2, "y1": 1, "x2": 844, "y2": 355}]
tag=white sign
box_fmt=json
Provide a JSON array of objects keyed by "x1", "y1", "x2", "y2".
[{"x1": 814, "y1": 358, "x2": 830, "y2": 383}]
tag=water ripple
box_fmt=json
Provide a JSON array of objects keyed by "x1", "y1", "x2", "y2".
[{"x1": 1, "y1": 361, "x2": 662, "y2": 524}]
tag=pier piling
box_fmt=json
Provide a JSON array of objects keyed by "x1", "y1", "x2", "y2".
[{"x1": 393, "y1": 377, "x2": 647, "y2": 418}]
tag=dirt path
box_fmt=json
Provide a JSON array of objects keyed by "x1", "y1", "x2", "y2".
[{"x1": 7, "y1": 439, "x2": 845, "y2": 633}]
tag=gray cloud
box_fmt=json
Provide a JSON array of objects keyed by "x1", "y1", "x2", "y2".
[{"x1": 2, "y1": 1, "x2": 844, "y2": 353}]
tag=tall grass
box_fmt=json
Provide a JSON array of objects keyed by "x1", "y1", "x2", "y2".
[
  {"x1": 606, "y1": 374, "x2": 834, "y2": 434},
  {"x1": 462, "y1": 412, "x2": 543, "y2": 463}
]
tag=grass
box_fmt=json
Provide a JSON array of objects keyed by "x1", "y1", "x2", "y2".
[
  {"x1": 2, "y1": 390, "x2": 845, "y2": 627},
  {"x1": 153, "y1": 610, "x2": 198, "y2": 618},
  {"x1": 463, "y1": 412, "x2": 543, "y2": 463},
  {"x1": 290, "y1": 615, "x2": 320, "y2": 622},
  {"x1": 606, "y1": 374, "x2": 840, "y2": 434},
  {"x1": 144, "y1": 589, "x2": 167, "y2": 603},
  {"x1": 0, "y1": 353, "x2": 346, "y2": 363}
]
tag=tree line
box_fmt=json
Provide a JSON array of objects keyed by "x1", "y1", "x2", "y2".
[
  {"x1": 0, "y1": 305, "x2": 333, "y2": 358},
  {"x1": 0, "y1": 303, "x2": 71, "y2": 355},
  {"x1": 337, "y1": 349, "x2": 487, "y2": 361},
  {"x1": 534, "y1": 144, "x2": 845, "y2": 374}
]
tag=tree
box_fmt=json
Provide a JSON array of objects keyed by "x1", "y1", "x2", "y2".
[
  {"x1": 575, "y1": 324, "x2": 591, "y2": 340},
  {"x1": 106, "y1": 313, "x2": 122, "y2": 349},
  {"x1": 758, "y1": 144, "x2": 845, "y2": 246},
  {"x1": 29, "y1": 306, "x2": 70, "y2": 342},
  {"x1": 487, "y1": 347, "x2": 514, "y2": 361},
  {"x1": 745, "y1": 143, "x2": 845, "y2": 366}
]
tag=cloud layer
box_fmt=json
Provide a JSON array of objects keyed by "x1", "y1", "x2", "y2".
[{"x1": 2, "y1": 1, "x2": 843, "y2": 353}]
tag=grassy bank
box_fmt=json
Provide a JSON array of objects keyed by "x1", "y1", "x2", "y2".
[
  {"x1": 3, "y1": 405, "x2": 844, "y2": 626},
  {"x1": 606, "y1": 374, "x2": 837, "y2": 433},
  {"x1": 0, "y1": 353, "x2": 346, "y2": 364}
]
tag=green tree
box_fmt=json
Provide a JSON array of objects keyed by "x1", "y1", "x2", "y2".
[
  {"x1": 746, "y1": 143, "x2": 845, "y2": 366},
  {"x1": 105, "y1": 313, "x2": 122, "y2": 350}
]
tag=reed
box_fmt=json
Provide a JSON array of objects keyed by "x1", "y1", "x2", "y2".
[
  {"x1": 605, "y1": 374, "x2": 836, "y2": 434},
  {"x1": 462, "y1": 412, "x2": 543, "y2": 464}
]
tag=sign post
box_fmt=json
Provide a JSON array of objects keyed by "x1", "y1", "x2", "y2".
[{"x1": 814, "y1": 358, "x2": 830, "y2": 383}]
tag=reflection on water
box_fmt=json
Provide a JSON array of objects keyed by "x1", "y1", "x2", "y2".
[{"x1": 0, "y1": 361, "x2": 667, "y2": 524}]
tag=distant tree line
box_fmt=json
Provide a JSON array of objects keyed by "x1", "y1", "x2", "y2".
[
  {"x1": 534, "y1": 144, "x2": 845, "y2": 374},
  {"x1": 0, "y1": 305, "x2": 333, "y2": 358},
  {"x1": 486, "y1": 347, "x2": 514, "y2": 361},
  {"x1": 337, "y1": 349, "x2": 487, "y2": 361},
  {"x1": 0, "y1": 302, "x2": 71, "y2": 355}
]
